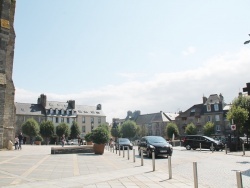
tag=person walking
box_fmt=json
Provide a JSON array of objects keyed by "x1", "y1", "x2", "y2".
[
  {"x1": 61, "y1": 134, "x2": 65, "y2": 147},
  {"x1": 18, "y1": 132, "x2": 23, "y2": 150},
  {"x1": 14, "y1": 135, "x2": 19, "y2": 150}
]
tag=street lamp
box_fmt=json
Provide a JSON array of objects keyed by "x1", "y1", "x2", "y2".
[{"x1": 244, "y1": 34, "x2": 250, "y2": 44}]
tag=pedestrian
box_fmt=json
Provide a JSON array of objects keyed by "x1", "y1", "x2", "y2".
[
  {"x1": 61, "y1": 134, "x2": 65, "y2": 147},
  {"x1": 14, "y1": 135, "x2": 19, "y2": 150},
  {"x1": 18, "y1": 132, "x2": 23, "y2": 150}
]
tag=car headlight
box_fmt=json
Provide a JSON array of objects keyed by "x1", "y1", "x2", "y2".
[{"x1": 149, "y1": 145, "x2": 155, "y2": 149}]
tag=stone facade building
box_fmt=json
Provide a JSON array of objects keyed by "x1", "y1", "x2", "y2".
[
  {"x1": 175, "y1": 94, "x2": 231, "y2": 138},
  {"x1": 0, "y1": 0, "x2": 16, "y2": 149},
  {"x1": 15, "y1": 94, "x2": 106, "y2": 143}
]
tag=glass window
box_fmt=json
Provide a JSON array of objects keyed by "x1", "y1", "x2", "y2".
[
  {"x1": 207, "y1": 104, "x2": 211, "y2": 112},
  {"x1": 214, "y1": 104, "x2": 219, "y2": 111},
  {"x1": 98, "y1": 118, "x2": 101, "y2": 124},
  {"x1": 216, "y1": 125, "x2": 221, "y2": 131},
  {"x1": 56, "y1": 117, "x2": 58, "y2": 123},
  {"x1": 61, "y1": 117, "x2": 64, "y2": 122},
  {"x1": 91, "y1": 117, "x2": 94, "y2": 123},
  {"x1": 50, "y1": 109, "x2": 53, "y2": 114},
  {"x1": 215, "y1": 115, "x2": 220, "y2": 121},
  {"x1": 82, "y1": 117, "x2": 85, "y2": 123},
  {"x1": 67, "y1": 118, "x2": 70, "y2": 123},
  {"x1": 208, "y1": 116, "x2": 211, "y2": 121},
  {"x1": 82, "y1": 126, "x2": 85, "y2": 133}
]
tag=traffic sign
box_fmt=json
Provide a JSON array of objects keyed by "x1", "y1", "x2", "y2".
[{"x1": 231, "y1": 124, "x2": 236, "y2": 131}]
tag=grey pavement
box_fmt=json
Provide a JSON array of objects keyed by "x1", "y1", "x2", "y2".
[{"x1": 0, "y1": 145, "x2": 249, "y2": 188}]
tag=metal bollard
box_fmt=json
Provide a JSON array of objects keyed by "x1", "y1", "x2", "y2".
[
  {"x1": 200, "y1": 143, "x2": 201, "y2": 151},
  {"x1": 225, "y1": 144, "x2": 227, "y2": 154},
  {"x1": 242, "y1": 144, "x2": 245, "y2": 156},
  {"x1": 141, "y1": 149, "x2": 144, "y2": 166},
  {"x1": 152, "y1": 151, "x2": 155, "y2": 171},
  {"x1": 127, "y1": 147, "x2": 130, "y2": 160},
  {"x1": 168, "y1": 156, "x2": 172, "y2": 179},
  {"x1": 113, "y1": 146, "x2": 114, "y2": 153},
  {"x1": 116, "y1": 147, "x2": 117, "y2": 154},
  {"x1": 123, "y1": 146, "x2": 125, "y2": 158},
  {"x1": 236, "y1": 171, "x2": 243, "y2": 188},
  {"x1": 193, "y1": 162, "x2": 198, "y2": 188},
  {"x1": 133, "y1": 149, "x2": 135, "y2": 162},
  {"x1": 119, "y1": 147, "x2": 121, "y2": 156}
]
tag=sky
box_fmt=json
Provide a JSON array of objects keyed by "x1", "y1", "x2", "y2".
[{"x1": 13, "y1": 0, "x2": 250, "y2": 123}]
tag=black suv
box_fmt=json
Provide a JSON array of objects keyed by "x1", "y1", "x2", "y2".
[
  {"x1": 138, "y1": 136, "x2": 173, "y2": 158},
  {"x1": 115, "y1": 138, "x2": 133, "y2": 150},
  {"x1": 182, "y1": 135, "x2": 224, "y2": 151}
]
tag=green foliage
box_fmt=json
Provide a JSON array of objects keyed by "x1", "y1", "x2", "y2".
[
  {"x1": 120, "y1": 120, "x2": 137, "y2": 138},
  {"x1": 111, "y1": 127, "x2": 121, "y2": 139},
  {"x1": 227, "y1": 106, "x2": 248, "y2": 132},
  {"x1": 137, "y1": 125, "x2": 148, "y2": 138},
  {"x1": 35, "y1": 135, "x2": 43, "y2": 141},
  {"x1": 231, "y1": 95, "x2": 250, "y2": 134},
  {"x1": 84, "y1": 132, "x2": 92, "y2": 142},
  {"x1": 203, "y1": 122, "x2": 215, "y2": 136},
  {"x1": 40, "y1": 121, "x2": 54, "y2": 144},
  {"x1": 70, "y1": 121, "x2": 80, "y2": 139},
  {"x1": 22, "y1": 118, "x2": 40, "y2": 139},
  {"x1": 91, "y1": 127, "x2": 110, "y2": 144},
  {"x1": 185, "y1": 123, "x2": 197, "y2": 135},
  {"x1": 165, "y1": 122, "x2": 179, "y2": 139},
  {"x1": 56, "y1": 123, "x2": 70, "y2": 137}
]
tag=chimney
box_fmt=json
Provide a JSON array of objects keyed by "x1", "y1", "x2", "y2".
[
  {"x1": 96, "y1": 104, "x2": 102, "y2": 110},
  {"x1": 68, "y1": 100, "x2": 75, "y2": 109},
  {"x1": 202, "y1": 96, "x2": 207, "y2": 104},
  {"x1": 37, "y1": 94, "x2": 46, "y2": 108}
]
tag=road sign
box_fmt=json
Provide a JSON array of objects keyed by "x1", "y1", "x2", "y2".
[{"x1": 231, "y1": 124, "x2": 236, "y2": 131}]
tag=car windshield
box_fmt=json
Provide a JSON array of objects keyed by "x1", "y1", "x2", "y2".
[
  {"x1": 147, "y1": 136, "x2": 168, "y2": 144},
  {"x1": 203, "y1": 136, "x2": 216, "y2": 142},
  {"x1": 119, "y1": 138, "x2": 130, "y2": 143}
]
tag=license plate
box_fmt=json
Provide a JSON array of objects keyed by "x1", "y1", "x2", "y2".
[{"x1": 160, "y1": 150, "x2": 167, "y2": 153}]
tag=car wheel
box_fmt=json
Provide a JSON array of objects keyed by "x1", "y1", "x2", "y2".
[
  {"x1": 186, "y1": 145, "x2": 191, "y2": 150},
  {"x1": 147, "y1": 150, "x2": 152, "y2": 158}
]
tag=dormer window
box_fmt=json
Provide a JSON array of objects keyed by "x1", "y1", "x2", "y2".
[
  {"x1": 50, "y1": 109, "x2": 53, "y2": 114},
  {"x1": 207, "y1": 104, "x2": 211, "y2": 112},
  {"x1": 214, "y1": 104, "x2": 219, "y2": 111},
  {"x1": 61, "y1": 109, "x2": 64, "y2": 115},
  {"x1": 191, "y1": 109, "x2": 195, "y2": 112},
  {"x1": 67, "y1": 110, "x2": 69, "y2": 115},
  {"x1": 56, "y1": 109, "x2": 58, "y2": 114}
]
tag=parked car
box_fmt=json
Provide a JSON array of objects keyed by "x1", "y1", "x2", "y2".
[
  {"x1": 138, "y1": 136, "x2": 173, "y2": 158},
  {"x1": 68, "y1": 139, "x2": 80, "y2": 145},
  {"x1": 115, "y1": 138, "x2": 133, "y2": 150},
  {"x1": 221, "y1": 136, "x2": 247, "y2": 151},
  {"x1": 182, "y1": 135, "x2": 224, "y2": 151}
]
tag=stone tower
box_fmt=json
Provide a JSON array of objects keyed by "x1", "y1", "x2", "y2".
[{"x1": 0, "y1": 0, "x2": 16, "y2": 149}]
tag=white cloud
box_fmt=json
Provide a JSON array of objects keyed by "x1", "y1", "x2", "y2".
[
  {"x1": 182, "y1": 46, "x2": 196, "y2": 56},
  {"x1": 15, "y1": 48, "x2": 250, "y2": 123}
]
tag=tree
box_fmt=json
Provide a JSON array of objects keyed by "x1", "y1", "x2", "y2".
[
  {"x1": 244, "y1": 34, "x2": 250, "y2": 44},
  {"x1": 120, "y1": 120, "x2": 137, "y2": 139},
  {"x1": 165, "y1": 122, "x2": 179, "y2": 139},
  {"x1": 203, "y1": 122, "x2": 215, "y2": 136},
  {"x1": 111, "y1": 127, "x2": 121, "y2": 141},
  {"x1": 185, "y1": 123, "x2": 197, "y2": 135},
  {"x1": 70, "y1": 121, "x2": 80, "y2": 139},
  {"x1": 226, "y1": 106, "x2": 248, "y2": 134},
  {"x1": 40, "y1": 120, "x2": 54, "y2": 145},
  {"x1": 56, "y1": 123, "x2": 70, "y2": 138},
  {"x1": 231, "y1": 95, "x2": 250, "y2": 135},
  {"x1": 21, "y1": 118, "x2": 40, "y2": 144},
  {"x1": 137, "y1": 125, "x2": 148, "y2": 138}
]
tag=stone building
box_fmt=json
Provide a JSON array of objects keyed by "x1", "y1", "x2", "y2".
[
  {"x1": 15, "y1": 94, "x2": 106, "y2": 143},
  {"x1": 175, "y1": 94, "x2": 230, "y2": 138},
  {"x1": 0, "y1": 0, "x2": 16, "y2": 149}
]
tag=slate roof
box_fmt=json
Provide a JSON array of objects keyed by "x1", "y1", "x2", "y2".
[
  {"x1": 135, "y1": 112, "x2": 172, "y2": 125},
  {"x1": 75, "y1": 105, "x2": 105, "y2": 116},
  {"x1": 45, "y1": 101, "x2": 70, "y2": 110},
  {"x1": 204, "y1": 94, "x2": 221, "y2": 105},
  {"x1": 178, "y1": 104, "x2": 204, "y2": 118},
  {"x1": 15, "y1": 103, "x2": 45, "y2": 116}
]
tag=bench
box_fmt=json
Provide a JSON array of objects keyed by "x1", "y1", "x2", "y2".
[{"x1": 51, "y1": 145, "x2": 94, "y2": 154}]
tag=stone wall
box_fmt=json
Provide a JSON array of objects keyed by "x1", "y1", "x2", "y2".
[{"x1": 0, "y1": 0, "x2": 16, "y2": 149}]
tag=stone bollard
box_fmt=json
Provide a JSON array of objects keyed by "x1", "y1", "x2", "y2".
[{"x1": 8, "y1": 140, "x2": 14, "y2": 150}]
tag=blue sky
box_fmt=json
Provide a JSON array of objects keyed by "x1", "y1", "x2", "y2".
[{"x1": 13, "y1": 0, "x2": 250, "y2": 123}]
